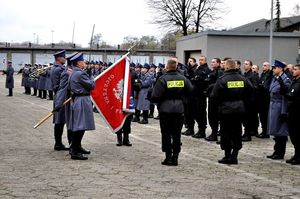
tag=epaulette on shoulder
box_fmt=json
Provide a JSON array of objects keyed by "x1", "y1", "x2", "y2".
[{"x1": 67, "y1": 68, "x2": 73, "y2": 73}]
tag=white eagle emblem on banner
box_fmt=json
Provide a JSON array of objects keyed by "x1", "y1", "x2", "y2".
[{"x1": 113, "y1": 79, "x2": 124, "y2": 102}]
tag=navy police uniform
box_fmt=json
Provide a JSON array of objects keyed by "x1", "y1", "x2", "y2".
[
  {"x1": 69, "y1": 52, "x2": 95, "y2": 160},
  {"x1": 151, "y1": 67, "x2": 193, "y2": 166},
  {"x1": 54, "y1": 52, "x2": 78, "y2": 146},
  {"x1": 51, "y1": 50, "x2": 68, "y2": 150},
  {"x1": 4, "y1": 61, "x2": 14, "y2": 96},
  {"x1": 211, "y1": 68, "x2": 253, "y2": 164}
]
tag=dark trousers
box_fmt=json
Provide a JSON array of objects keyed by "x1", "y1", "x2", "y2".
[
  {"x1": 273, "y1": 136, "x2": 288, "y2": 157},
  {"x1": 25, "y1": 87, "x2": 31, "y2": 94},
  {"x1": 289, "y1": 113, "x2": 300, "y2": 157},
  {"x1": 32, "y1": 88, "x2": 37, "y2": 96},
  {"x1": 134, "y1": 109, "x2": 140, "y2": 119},
  {"x1": 72, "y1": 130, "x2": 85, "y2": 152},
  {"x1": 116, "y1": 115, "x2": 133, "y2": 135},
  {"x1": 243, "y1": 108, "x2": 259, "y2": 136},
  {"x1": 220, "y1": 115, "x2": 243, "y2": 151},
  {"x1": 142, "y1": 110, "x2": 149, "y2": 121},
  {"x1": 208, "y1": 97, "x2": 219, "y2": 133},
  {"x1": 38, "y1": 90, "x2": 42, "y2": 98},
  {"x1": 160, "y1": 112, "x2": 184, "y2": 153},
  {"x1": 258, "y1": 97, "x2": 270, "y2": 134},
  {"x1": 149, "y1": 104, "x2": 155, "y2": 115},
  {"x1": 8, "y1": 88, "x2": 13, "y2": 96},
  {"x1": 42, "y1": 90, "x2": 47, "y2": 99},
  {"x1": 186, "y1": 95, "x2": 207, "y2": 132},
  {"x1": 54, "y1": 123, "x2": 65, "y2": 145},
  {"x1": 48, "y1": 91, "x2": 53, "y2": 100}
]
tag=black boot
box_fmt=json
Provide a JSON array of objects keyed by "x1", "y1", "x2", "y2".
[
  {"x1": 170, "y1": 153, "x2": 179, "y2": 166},
  {"x1": 231, "y1": 149, "x2": 239, "y2": 164},
  {"x1": 116, "y1": 133, "x2": 122, "y2": 146},
  {"x1": 192, "y1": 130, "x2": 206, "y2": 139},
  {"x1": 123, "y1": 134, "x2": 132, "y2": 146},
  {"x1": 218, "y1": 149, "x2": 232, "y2": 164},
  {"x1": 132, "y1": 109, "x2": 140, "y2": 122},
  {"x1": 71, "y1": 131, "x2": 88, "y2": 160},
  {"x1": 182, "y1": 129, "x2": 194, "y2": 136},
  {"x1": 78, "y1": 145, "x2": 91, "y2": 154},
  {"x1": 138, "y1": 111, "x2": 149, "y2": 124},
  {"x1": 205, "y1": 132, "x2": 217, "y2": 141},
  {"x1": 54, "y1": 124, "x2": 68, "y2": 151},
  {"x1": 161, "y1": 152, "x2": 172, "y2": 165}
]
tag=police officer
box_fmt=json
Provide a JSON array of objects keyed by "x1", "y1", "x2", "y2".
[
  {"x1": 267, "y1": 60, "x2": 291, "y2": 160},
  {"x1": 286, "y1": 64, "x2": 300, "y2": 165},
  {"x1": 151, "y1": 59, "x2": 193, "y2": 166},
  {"x1": 182, "y1": 57, "x2": 198, "y2": 136},
  {"x1": 242, "y1": 60, "x2": 259, "y2": 141},
  {"x1": 69, "y1": 52, "x2": 95, "y2": 160},
  {"x1": 136, "y1": 63, "x2": 154, "y2": 124},
  {"x1": 45, "y1": 63, "x2": 53, "y2": 100},
  {"x1": 51, "y1": 50, "x2": 68, "y2": 151},
  {"x1": 211, "y1": 59, "x2": 253, "y2": 164},
  {"x1": 191, "y1": 55, "x2": 211, "y2": 138},
  {"x1": 29, "y1": 64, "x2": 38, "y2": 96},
  {"x1": 22, "y1": 64, "x2": 31, "y2": 95},
  {"x1": 53, "y1": 52, "x2": 79, "y2": 150},
  {"x1": 132, "y1": 63, "x2": 142, "y2": 122},
  {"x1": 205, "y1": 58, "x2": 223, "y2": 141},
  {"x1": 148, "y1": 64, "x2": 156, "y2": 118},
  {"x1": 3, "y1": 60, "x2": 14, "y2": 96},
  {"x1": 256, "y1": 62, "x2": 273, "y2": 138}
]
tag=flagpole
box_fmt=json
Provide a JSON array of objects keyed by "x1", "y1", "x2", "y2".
[
  {"x1": 269, "y1": 0, "x2": 274, "y2": 65},
  {"x1": 89, "y1": 24, "x2": 95, "y2": 61}
]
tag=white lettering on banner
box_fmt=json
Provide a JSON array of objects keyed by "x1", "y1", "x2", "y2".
[{"x1": 102, "y1": 75, "x2": 115, "y2": 104}]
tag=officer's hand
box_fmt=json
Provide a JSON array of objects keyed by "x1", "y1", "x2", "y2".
[
  {"x1": 52, "y1": 106, "x2": 61, "y2": 113},
  {"x1": 279, "y1": 114, "x2": 288, "y2": 123}
]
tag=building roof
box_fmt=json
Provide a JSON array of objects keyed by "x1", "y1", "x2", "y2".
[
  {"x1": 177, "y1": 30, "x2": 300, "y2": 42},
  {"x1": 230, "y1": 15, "x2": 300, "y2": 32}
]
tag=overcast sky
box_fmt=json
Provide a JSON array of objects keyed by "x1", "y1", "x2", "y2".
[{"x1": 0, "y1": 0, "x2": 298, "y2": 47}]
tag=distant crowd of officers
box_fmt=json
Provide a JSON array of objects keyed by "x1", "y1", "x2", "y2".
[{"x1": 2, "y1": 52, "x2": 300, "y2": 166}]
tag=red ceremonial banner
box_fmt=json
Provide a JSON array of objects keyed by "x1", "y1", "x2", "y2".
[{"x1": 91, "y1": 55, "x2": 132, "y2": 133}]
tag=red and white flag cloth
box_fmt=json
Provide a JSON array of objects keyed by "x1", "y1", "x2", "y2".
[{"x1": 91, "y1": 55, "x2": 134, "y2": 133}]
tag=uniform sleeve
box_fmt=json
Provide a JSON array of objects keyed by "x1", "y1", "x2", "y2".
[
  {"x1": 79, "y1": 72, "x2": 95, "y2": 90},
  {"x1": 184, "y1": 78, "x2": 193, "y2": 94},
  {"x1": 54, "y1": 72, "x2": 69, "y2": 108},
  {"x1": 141, "y1": 74, "x2": 153, "y2": 88},
  {"x1": 151, "y1": 77, "x2": 166, "y2": 103},
  {"x1": 210, "y1": 79, "x2": 223, "y2": 99}
]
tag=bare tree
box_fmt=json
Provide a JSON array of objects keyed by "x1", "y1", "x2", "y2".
[
  {"x1": 275, "y1": 0, "x2": 281, "y2": 31},
  {"x1": 147, "y1": 0, "x2": 193, "y2": 35},
  {"x1": 193, "y1": 0, "x2": 222, "y2": 32},
  {"x1": 147, "y1": 0, "x2": 222, "y2": 35}
]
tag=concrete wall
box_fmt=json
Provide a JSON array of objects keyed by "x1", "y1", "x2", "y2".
[
  {"x1": 176, "y1": 32, "x2": 300, "y2": 69},
  {"x1": 0, "y1": 48, "x2": 175, "y2": 70},
  {"x1": 206, "y1": 36, "x2": 299, "y2": 67},
  {"x1": 176, "y1": 35, "x2": 208, "y2": 63}
]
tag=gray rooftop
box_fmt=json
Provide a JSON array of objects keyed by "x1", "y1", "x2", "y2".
[
  {"x1": 177, "y1": 30, "x2": 300, "y2": 42},
  {"x1": 230, "y1": 15, "x2": 300, "y2": 32}
]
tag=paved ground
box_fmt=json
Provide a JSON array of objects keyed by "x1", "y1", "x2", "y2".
[{"x1": 0, "y1": 75, "x2": 299, "y2": 199}]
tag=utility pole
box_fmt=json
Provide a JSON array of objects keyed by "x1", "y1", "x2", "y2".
[
  {"x1": 269, "y1": 0, "x2": 274, "y2": 65},
  {"x1": 51, "y1": 30, "x2": 54, "y2": 43},
  {"x1": 72, "y1": 22, "x2": 75, "y2": 44}
]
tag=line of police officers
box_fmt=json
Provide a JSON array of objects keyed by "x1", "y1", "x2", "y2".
[
  {"x1": 150, "y1": 56, "x2": 300, "y2": 166},
  {"x1": 3, "y1": 52, "x2": 300, "y2": 165}
]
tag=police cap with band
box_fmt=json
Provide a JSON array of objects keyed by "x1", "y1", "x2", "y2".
[
  {"x1": 272, "y1": 59, "x2": 286, "y2": 68},
  {"x1": 53, "y1": 50, "x2": 66, "y2": 58}
]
